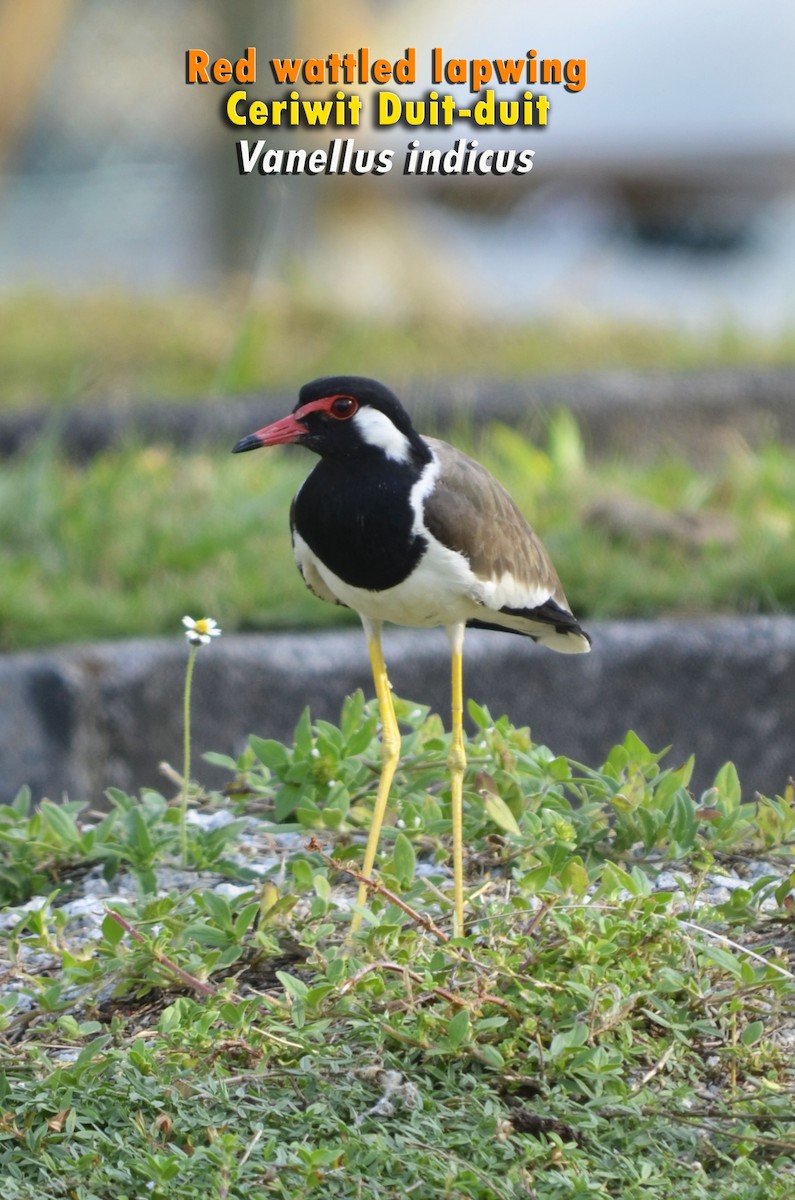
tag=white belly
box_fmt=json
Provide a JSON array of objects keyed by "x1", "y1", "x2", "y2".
[{"x1": 295, "y1": 531, "x2": 480, "y2": 628}]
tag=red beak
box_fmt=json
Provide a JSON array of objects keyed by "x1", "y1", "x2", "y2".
[{"x1": 232, "y1": 411, "x2": 306, "y2": 453}]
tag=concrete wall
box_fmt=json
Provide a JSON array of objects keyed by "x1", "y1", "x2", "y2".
[{"x1": 2, "y1": 616, "x2": 793, "y2": 807}]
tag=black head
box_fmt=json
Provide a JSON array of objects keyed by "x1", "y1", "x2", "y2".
[{"x1": 232, "y1": 375, "x2": 430, "y2": 466}]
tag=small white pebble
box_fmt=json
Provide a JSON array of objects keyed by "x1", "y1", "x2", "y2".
[
  {"x1": 706, "y1": 873, "x2": 748, "y2": 892},
  {"x1": 60, "y1": 896, "x2": 105, "y2": 921},
  {"x1": 213, "y1": 882, "x2": 253, "y2": 900},
  {"x1": 51, "y1": 1048, "x2": 81, "y2": 1064},
  {"x1": 0, "y1": 894, "x2": 49, "y2": 932},
  {"x1": 655, "y1": 871, "x2": 690, "y2": 892},
  {"x1": 186, "y1": 809, "x2": 234, "y2": 831}
]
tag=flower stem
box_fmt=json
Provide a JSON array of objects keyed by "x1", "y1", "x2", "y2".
[{"x1": 181, "y1": 643, "x2": 198, "y2": 867}]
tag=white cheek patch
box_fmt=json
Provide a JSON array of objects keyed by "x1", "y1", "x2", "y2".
[{"x1": 353, "y1": 408, "x2": 412, "y2": 462}]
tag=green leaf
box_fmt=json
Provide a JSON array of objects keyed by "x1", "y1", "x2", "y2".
[
  {"x1": 467, "y1": 699, "x2": 493, "y2": 730},
  {"x1": 159, "y1": 1003, "x2": 186, "y2": 1034},
  {"x1": 87, "y1": 810, "x2": 118, "y2": 846},
  {"x1": 200, "y1": 889, "x2": 233, "y2": 929},
  {"x1": 296, "y1": 805, "x2": 324, "y2": 829},
  {"x1": 741, "y1": 1020, "x2": 765, "y2": 1047},
  {"x1": 392, "y1": 832, "x2": 416, "y2": 888},
  {"x1": 393, "y1": 696, "x2": 429, "y2": 727},
  {"x1": 344, "y1": 717, "x2": 379, "y2": 757},
  {"x1": 482, "y1": 790, "x2": 521, "y2": 837},
  {"x1": 595, "y1": 861, "x2": 636, "y2": 898},
  {"x1": 305, "y1": 983, "x2": 335, "y2": 1011},
  {"x1": 260, "y1": 894, "x2": 298, "y2": 924},
  {"x1": 105, "y1": 787, "x2": 133, "y2": 812},
  {"x1": 293, "y1": 707, "x2": 314, "y2": 757},
  {"x1": 522, "y1": 863, "x2": 551, "y2": 892},
  {"x1": 202, "y1": 750, "x2": 240, "y2": 770},
  {"x1": 549, "y1": 756, "x2": 573, "y2": 782},
  {"x1": 134, "y1": 866, "x2": 157, "y2": 895},
  {"x1": 699, "y1": 943, "x2": 743, "y2": 979},
  {"x1": 125, "y1": 806, "x2": 154, "y2": 858},
  {"x1": 101, "y1": 913, "x2": 125, "y2": 946},
  {"x1": 628, "y1": 866, "x2": 652, "y2": 895},
  {"x1": 561, "y1": 857, "x2": 590, "y2": 897},
  {"x1": 58, "y1": 1014, "x2": 81, "y2": 1038},
  {"x1": 274, "y1": 783, "x2": 301, "y2": 822},
  {"x1": 184, "y1": 922, "x2": 230, "y2": 947},
  {"x1": 774, "y1": 872, "x2": 795, "y2": 907},
  {"x1": 39, "y1": 800, "x2": 80, "y2": 848},
  {"x1": 10, "y1": 785, "x2": 31, "y2": 817},
  {"x1": 476, "y1": 1016, "x2": 509, "y2": 1032},
  {"x1": 669, "y1": 792, "x2": 698, "y2": 851},
  {"x1": 478, "y1": 1043, "x2": 505, "y2": 1070},
  {"x1": 276, "y1": 971, "x2": 309, "y2": 1001},
  {"x1": 674, "y1": 754, "x2": 695, "y2": 789},
  {"x1": 233, "y1": 901, "x2": 261, "y2": 939},
  {"x1": 313, "y1": 873, "x2": 331, "y2": 902},
  {"x1": 623, "y1": 729, "x2": 649, "y2": 759},
  {"x1": 549, "y1": 1022, "x2": 589, "y2": 1059},
  {"x1": 73, "y1": 1034, "x2": 111, "y2": 1071},
  {"x1": 340, "y1": 690, "x2": 365, "y2": 738},
  {"x1": 249, "y1": 736, "x2": 290, "y2": 771},
  {"x1": 446, "y1": 1008, "x2": 470, "y2": 1049},
  {"x1": 713, "y1": 762, "x2": 742, "y2": 810},
  {"x1": 325, "y1": 958, "x2": 345, "y2": 984},
  {"x1": 292, "y1": 858, "x2": 314, "y2": 889}
]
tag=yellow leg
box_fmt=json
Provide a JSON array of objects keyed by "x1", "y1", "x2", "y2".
[
  {"x1": 351, "y1": 619, "x2": 400, "y2": 932},
  {"x1": 448, "y1": 623, "x2": 466, "y2": 937}
]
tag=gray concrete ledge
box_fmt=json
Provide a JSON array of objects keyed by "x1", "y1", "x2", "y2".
[
  {"x1": 2, "y1": 617, "x2": 793, "y2": 806},
  {"x1": 2, "y1": 367, "x2": 794, "y2": 461}
]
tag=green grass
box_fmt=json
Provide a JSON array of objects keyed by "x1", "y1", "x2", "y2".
[
  {"x1": 1, "y1": 289, "x2": 794, "y2": 408},
  {"x1": 1, "y1": 698, "x2": 794, "y2": 1198},
  {"x1": 0, "y1": 288, "x2": 793, "y2": 649},
  {"x1": 1, "y1": 416, "x2": 794, "y2": 649}
]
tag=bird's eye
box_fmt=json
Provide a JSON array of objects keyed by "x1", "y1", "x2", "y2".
[{"x1": 328, "y1": 396, "x2": 357, "y2": 420}]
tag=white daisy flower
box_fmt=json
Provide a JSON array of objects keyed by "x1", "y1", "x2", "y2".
[{"x1": 182, "y1": 615, "x2": 222, "y2": 646}]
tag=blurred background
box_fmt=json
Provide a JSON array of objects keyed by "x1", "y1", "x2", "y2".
[
  {"x1": 3, "y1": 0, "x2": 795, "y2": 328},
  {"x1": 0, "y1": 0, "x2": 794, "y2": 651}
]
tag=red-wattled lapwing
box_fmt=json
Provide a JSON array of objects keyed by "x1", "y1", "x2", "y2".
[{"x1": 233, "y1": 376, "x2": 590, "y2": 935}]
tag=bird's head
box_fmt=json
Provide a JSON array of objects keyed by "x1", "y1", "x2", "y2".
[{"x1": 232, "y1": 376, "x2": 430, "y2": 465}]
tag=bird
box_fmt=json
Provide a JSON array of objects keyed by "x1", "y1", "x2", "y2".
[{"x1": 233, "y1": 376, "x2": 590, "y2": 936}]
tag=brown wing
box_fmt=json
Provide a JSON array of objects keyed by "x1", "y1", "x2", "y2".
[
  {"x1": 423, "y1": 439, "x2": 566, "y2": 601},
  {"x1": 422, "y1": 438, "x2": 590, "y2": 650}
]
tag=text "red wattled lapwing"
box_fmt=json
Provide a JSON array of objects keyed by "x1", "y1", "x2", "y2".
[{"x1": 233, "y1": 376, "x2": 590, "y2": 936}]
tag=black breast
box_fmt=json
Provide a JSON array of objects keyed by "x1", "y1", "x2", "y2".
[{"x1": 292, "y1": 456, "x2": 428, "y2": 591}]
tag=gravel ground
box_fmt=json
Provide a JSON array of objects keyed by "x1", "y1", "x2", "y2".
[{"x1": 1, "y1": 807, "x2": 790, "y2": 1027}]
